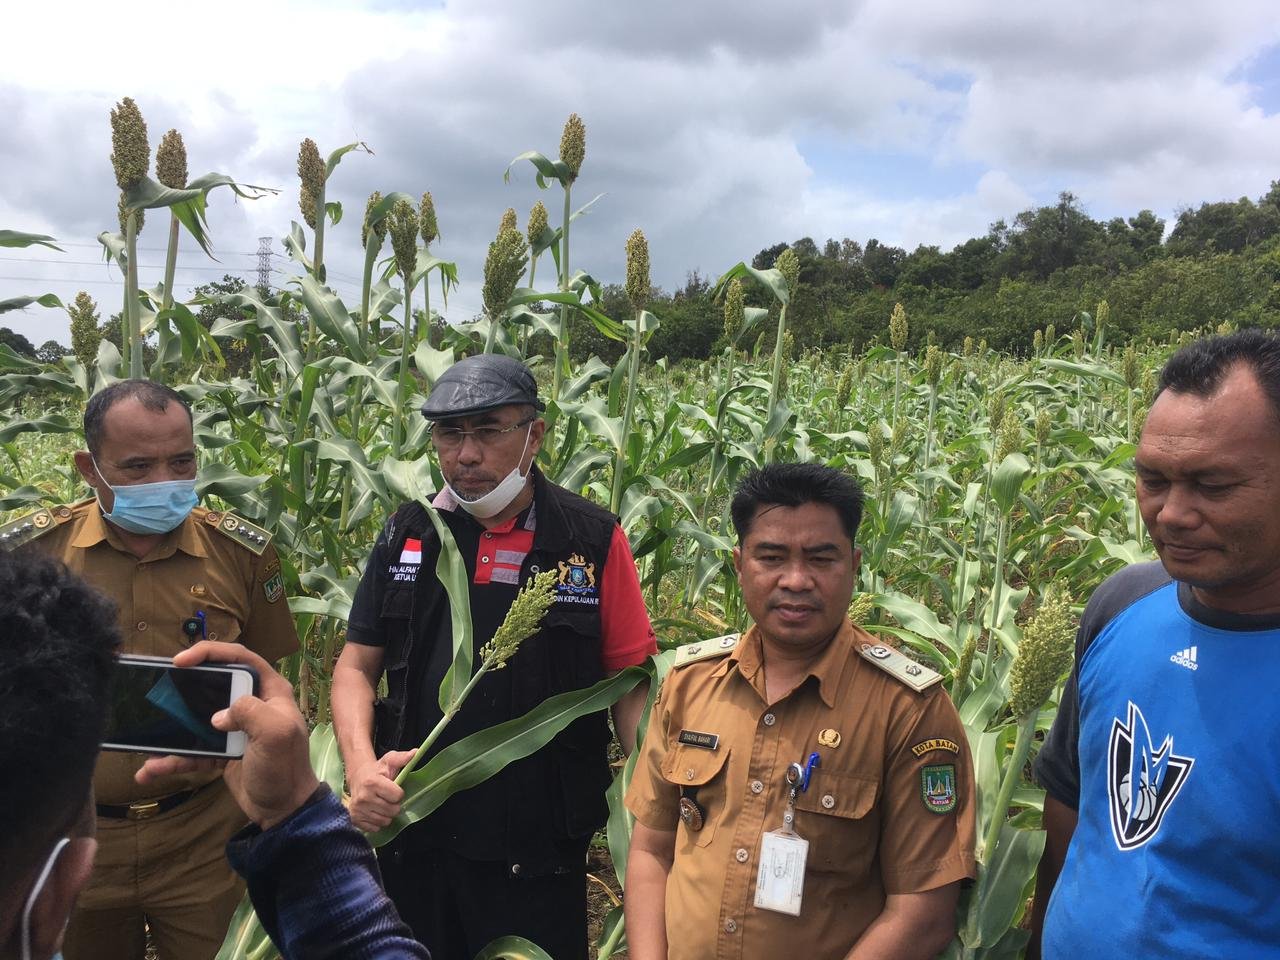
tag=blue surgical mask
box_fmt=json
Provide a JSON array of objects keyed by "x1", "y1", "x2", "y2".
[
  {"x1": 91, "y1": 457, "x2": 198, "y2": 535},
  {"x1": 21, "y1": 837, "x2": 69, "y2": 960}
]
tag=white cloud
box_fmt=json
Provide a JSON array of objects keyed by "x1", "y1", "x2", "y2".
[{"x1": 2, "y1": 0, "x2": 1279, "y2": 347}]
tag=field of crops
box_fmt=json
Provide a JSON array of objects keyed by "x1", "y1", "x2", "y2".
[{"x1": 0, "y1": 106, "x2": 1194, "y2": 959}]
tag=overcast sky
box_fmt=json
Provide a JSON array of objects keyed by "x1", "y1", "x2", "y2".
[{"x1": 3, "y1": 0, "x2": 1279, "y2": 347}]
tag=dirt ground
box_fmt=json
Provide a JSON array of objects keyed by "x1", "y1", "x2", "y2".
[{"x1": 585, "y1": 840, "x2": 624, "y2": 958}]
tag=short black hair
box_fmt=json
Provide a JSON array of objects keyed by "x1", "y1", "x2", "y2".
[
  {"x1": 0, "y1": 555, "x2": 119, "y2": 890},
  {"x1": 731, "y1": 463, "x2": 865, "y2": 542},
  {"x1": 1158, "y1": 330, "x2": 1280, "y2": 422},
  {"x1": 84, "y1": 379, "x2": 193, "y2": 454}
]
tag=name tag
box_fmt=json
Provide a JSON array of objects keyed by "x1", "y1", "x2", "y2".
[
  {"x1": 755, "y1": 831, "x2": 808, "y2": 916},
  {"x1": 677, "y1": 729, "x2": 720, "y2": 750}
]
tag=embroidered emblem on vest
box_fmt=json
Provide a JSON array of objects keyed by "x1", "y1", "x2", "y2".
[{"x1": 556, "y1": 553, "x2": 599, "y2": 605}]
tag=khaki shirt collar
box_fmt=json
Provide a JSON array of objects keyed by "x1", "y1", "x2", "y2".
[
  {"x1": 719, "y1": 617, "x2": 855, "y2": 709},
  {"x1": 70, "y1": 500, "x2": 207, "y2": 560}
]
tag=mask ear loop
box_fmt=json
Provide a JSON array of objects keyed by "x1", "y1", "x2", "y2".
[{"x1": 21, "y1": 837, "x2": 70, "y2": 960}]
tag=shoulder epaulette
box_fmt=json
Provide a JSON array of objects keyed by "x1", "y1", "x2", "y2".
[
  {"x1": 0, "y1": 505, "x2": 73, "y2": 551},
  {"x1": 204, "y1": 510, "x2": 271, "y2": 556},
  {"x1": 672, "y1": 634, "x2": 739, "y2": 669},
  {"x1": 857, "y1": 640, "x2": 943, "y2": 692}
]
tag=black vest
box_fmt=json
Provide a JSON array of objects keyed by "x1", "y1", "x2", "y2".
[{"x1": 372, "y1": 470, "x2": 617, "y2": 871}]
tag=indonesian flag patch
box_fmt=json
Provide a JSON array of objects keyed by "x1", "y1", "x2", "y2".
[{"x1": 400, "y1": 538, "x2": 423, "y2": 564}]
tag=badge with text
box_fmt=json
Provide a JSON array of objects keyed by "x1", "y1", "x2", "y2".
[
  {"x1": 920, "y1": 764, "x2": 958, "y2": 814},
  {"x1": 755, "y1": 832, "x2": 808, "y2": 916},
  {"x1": 556, "y1": 553, "x2": 599, "y2": 606},
  {"x1": 678, "y1": 729, "x2": 720, "y2": 750},
  {"x1": 911, "y1": 738, "x2": 960, "y2": 758}
]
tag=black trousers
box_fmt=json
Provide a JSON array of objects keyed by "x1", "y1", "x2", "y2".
[{"x1": 378, "y1": 841, "x2": 590, "y2": 960}]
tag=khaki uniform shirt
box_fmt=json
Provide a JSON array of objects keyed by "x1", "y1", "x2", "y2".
[
  {"x1": 15, "y1": 499, "x2": 299, "y2": 804},
  {"x1": 626, "y1": 619, "x2": 976, "y2": 960}
]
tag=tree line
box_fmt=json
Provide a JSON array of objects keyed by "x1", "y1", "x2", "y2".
[{"x1": 8, "y1": 181, "x2": 1279, "y2": 367}]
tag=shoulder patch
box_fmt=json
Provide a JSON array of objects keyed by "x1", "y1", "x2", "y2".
[
  {"x1": 0, "y1": 506, "x2": 72, "y2": 551},
  {"x1": 205, "y1": 510, "x2": 271, "y2": 556},
  {"x1": 857, "y1": 641, "x2": 942, "y2": 692},
  {"x1": 672, "y1": 633, "x2": 739, "y2": 669}
]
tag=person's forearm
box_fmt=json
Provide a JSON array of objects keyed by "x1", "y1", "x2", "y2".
[
  {"x1": 624, "y1": 848, "x2": 671, "y2": 960},
  {"x1": 845, "y1": 904, "x2": 955, "y2": 960},
  {"x1": 611, "y1": 679, "x2": 649, "y2": 755},
  {"x1": 227, "y1": 786, "x2": 429, "y2": 959},
  {"x1": 331, "y1": 664, "x2": 379, "y2": 773}
]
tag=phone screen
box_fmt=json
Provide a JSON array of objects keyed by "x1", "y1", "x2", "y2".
[{"x1": 104, "y1": 662, "x2": 235, "y2": 753}]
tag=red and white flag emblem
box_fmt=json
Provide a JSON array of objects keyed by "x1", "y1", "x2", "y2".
[{"x1": 400, "y1": 538, "x2": 423, "y2": 564}]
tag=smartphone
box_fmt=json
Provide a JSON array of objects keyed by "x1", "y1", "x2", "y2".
[{"x1": 102, "y1": 654, "x2": 258, "y2": 758}]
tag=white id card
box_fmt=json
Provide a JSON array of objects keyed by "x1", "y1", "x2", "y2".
[{"x1": 753, "y1": 830, "x2": 808, "y2": 916}]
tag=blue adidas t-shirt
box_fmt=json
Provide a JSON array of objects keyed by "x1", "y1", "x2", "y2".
[{"x1": 1035, "y1": 562, "x2": 1280, "y2": 958}]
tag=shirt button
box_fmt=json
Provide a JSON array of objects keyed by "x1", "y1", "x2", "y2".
[
  {"x1": 822, "y1": 794, "x2": 835, "y2": 809},
  {"x1": 686, "y1": 769, "x2": 695, "y2": 780},
  {"x1": 511, "y1": 863, "x2": 522, "y2": 876},
  {"x1": 136, "y1": 621, "x2": 147, "y2": 631},
  {"x1": 481, "y1": 556, "x2": 490, "y2": 563},
  {"x1": 735, "y1": 848, "x2": 749, "y2": 863},
  {"x1": 724, "y1": 919, "x2": 738, "y2": 934},
  {"x1": 484, "y1": 532, "x2": 493, "y2": 539},
  {"x1": 763, "y1": 713, "x2": 776, "y2": 726},
  {"x1": 750, "y1": 780, "x2": 764, "y2": 794}
]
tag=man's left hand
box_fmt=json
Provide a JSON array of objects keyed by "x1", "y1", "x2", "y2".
[{"x1": 136, "y1": 641, "x2": 320, "y2": 831}]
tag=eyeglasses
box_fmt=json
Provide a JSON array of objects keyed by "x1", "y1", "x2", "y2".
[{"x1": 430, "y1": 417, "x2": 534, "y2": 451}]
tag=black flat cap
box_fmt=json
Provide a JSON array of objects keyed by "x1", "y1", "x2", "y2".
[{"x1": 420, "y1": 354, "x2": 544, "y2": 421}]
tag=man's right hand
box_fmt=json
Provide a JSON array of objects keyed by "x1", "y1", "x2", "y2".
[{"x1": 347, "y1": 749, "x2": 416, "y2": 833}]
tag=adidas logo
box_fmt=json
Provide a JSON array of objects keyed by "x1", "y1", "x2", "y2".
[{"x1": 1170, "y1": 646, "x2": 1198, "y2": 671}]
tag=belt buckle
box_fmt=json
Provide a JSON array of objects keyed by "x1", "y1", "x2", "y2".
[{"x1": 127, "y1": 800, "x2": 161, "y2": 821}]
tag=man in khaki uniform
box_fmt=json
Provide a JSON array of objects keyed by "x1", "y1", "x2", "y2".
[
  {"x1": 625, "y1": 463, "x2": 976, "y2": 960},
  {"x1": 0, "y1": 379, "x2": 298, "y2": 960}
]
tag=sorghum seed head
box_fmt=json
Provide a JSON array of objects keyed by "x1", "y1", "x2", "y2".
[
  {"x1": 527, "y1": 200, "x2": 548, "y2": 245},
  {"x1": 420, "y1": 192, "x2": 439, "y2": 246},
  {"x1": 962, "y1": 335, "x2": 975, "y2": 357},
  {"x1": 625, "y1": 228, "x2": 650, "y2": 313},
  {"x1": 836, "y1": 364, "x2": 854, "y2": 411},
  {"x1": 499, "y1": 207, "x2": 518, "y2": 234},
  {"x1": 117, "y1": 192, "x2": 144, "y2": 236},
  {"x1": 482, "y1": 225, "x2": 528, "y2": 320},
  {"x1": 775, "y1": 248, "x2": 800, "y2": 295},
  {"x1": 889, "y1": 303, "x2": 908, "y2": 351},
  {"x1": 362, "y1": 191, "x2": 385, "y2": 250},
  {"x1": 1035, "y1": 409, "x2": 1052, "y2": 446},
  {"x1": 989, "y1": 393, "x2": 1006, "y2": 434},
  {"x1": 297, "y1": 138, "x2": 325, "y2": 230},
  {"x1": 388, "y1": 199, "x2": 419, "y2": 283},
  {"x1": 847, "y1": 593, "x2": 874, "y2": 625},
  {"x1": 924, "y1": 345, "x2": 943, "y2": 387},
  {"x1": 867, "y1": 424, "x2": 885, "y2": 469},
  {"x1": 996, "y1": 415, "x2": 1021, "y2": 461},
  {"x1": 155, "y1": 129, "x2": 187, "y2": 189},
  {"x1": 559, "y1": 113, "x2": 586, "y2": 183},
  {"x1": 1095, "y1": 299, "x2": 1110, "y2": 329},
  {"x1": 480, "y1": 570, "x2": 557, "y2": 668},
  {"x1": 1122, "y1": 344, "x2": 1141, "y2": 390},
  {"x1": 1009, "y1": 586, "x2": 1076, "y2": 718},
  {"x1": 110, "y1": 97, "x2": 150, "y2": 192},
  {"x1": 724, "y1": 278, "x2": 745, "y2": 342}
]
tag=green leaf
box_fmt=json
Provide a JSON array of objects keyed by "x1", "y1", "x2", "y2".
[
  {"x1": 196, "y1": 462, "x2": 269, "y2": 499},
  {"x1": 990, "y1": 453, "x2": 1032, "y2": 514},
  {"x1": 324, "y1": 141, "x2": 371, "y2": 178},
  {"x1": 713, "y1": 261, "x2": 790, "y2": 307},
  {"x1": 371, "y1": 666, "x2": 647, "y2": 846},
  {"x1": 0, "y1": 415, "x2": 74, "y2": 443},
  {"x1": 308, "y1": 722, "x2": 345, "y2": 795},
  {"x1": 417, "y1": 502, "x2": 474, "y2": 715},
  {"x1": 504, "y1": 150, "x2": 572, "y2": 190},
  {"x1": 0, "y1": 293, "x2": 64, "y2": 315},
  {"x1": 0, "y1": 229, "x2": 63, "y2": 251},
  {"x1": 472, "y1": 936, "x2": 555, "y2": 960}
]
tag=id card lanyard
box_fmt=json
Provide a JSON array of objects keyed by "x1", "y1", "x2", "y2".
[{"x1": 754, "y1": 752, "x2": 819, "y2": 917}]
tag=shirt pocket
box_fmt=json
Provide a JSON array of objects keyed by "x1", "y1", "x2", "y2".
[
  {"x1": 794, "y1": 771, "x2": 880, "y2": 875},
  {"x1": 379, "y1": 583, "x2": 415, "y2": 671},
  {"x1": 661, "y1": 744, "x2": 732, "y2": 849},
  {"x1": 199, "y1": 603, "x2": 242, "y2": 646}
]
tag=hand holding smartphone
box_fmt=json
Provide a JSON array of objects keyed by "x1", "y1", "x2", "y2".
[
  {"x1": 104, "y1": 654, "x2": 258, "y2": 758},
  {"x1": 133, "y1": 642, "x2": 322, "y2": 831}
]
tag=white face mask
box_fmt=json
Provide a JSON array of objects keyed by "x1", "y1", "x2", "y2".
[
  {"x1": 21, "y1": 837, "x2": 69, "y2": 960},
  {"x1": 446, "y1": 425, "x2": 534, "y2": 520}
]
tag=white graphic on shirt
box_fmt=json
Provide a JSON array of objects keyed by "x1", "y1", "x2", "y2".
[
  {"x1": 1107, "y1": 701, "x2": 1194, "y2": 851},
  {"x1": 1170, "y1": 646, "x2": 1198, "y2": 671}
]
